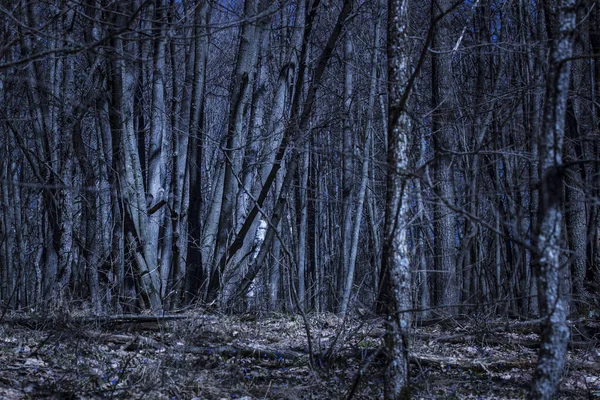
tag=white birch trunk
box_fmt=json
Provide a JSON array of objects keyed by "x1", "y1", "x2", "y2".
[
  {"x1": 147, "y1": 0, "x2": 169, "y2": 294},
  {"x1": 383, "y1": 0, "x2": 412, "y2": 397}
]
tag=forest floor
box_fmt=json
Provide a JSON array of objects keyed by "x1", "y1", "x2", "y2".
[{"x1": 0, "y1": 311, "x2": 598, "y2": 399}]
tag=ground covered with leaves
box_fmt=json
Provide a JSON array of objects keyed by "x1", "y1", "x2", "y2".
[{"x1": 0, "y1": 311, "x2": 598, "y2": 399}]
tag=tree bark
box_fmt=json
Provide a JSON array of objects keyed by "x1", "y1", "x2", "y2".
[
  {"x1": 431, "y1": 0, "x2": 458, "y2": 313},
  {"x1": 339, "y1": 12, "x2": 381, "y2": 315},
  {"x1": 147, "y1": 0, "x2": 169, "y2": 299},
  {"x1": 185, "y1": 1, "x2": 211, "y2": 303},
  {"x1": 339, "y1": 34, "x2": 355, "y2": 312},
  {"x1": 382, "y1": 0, "x2": 412, "y2": 397},
  {"x1": 529, "y1": 0, "x2": 576, "y2": 398},
  {"x1": 107, "y1": 6, "x2": 163, "y2": 312}
]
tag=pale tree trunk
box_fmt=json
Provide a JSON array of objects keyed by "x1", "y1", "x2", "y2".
[
  {"x1": 529, "y1": 0, "x2": 576, "y2": 398},
  {"x1": 147, "y1": 0, "x2": 169, "y2": 298},
  {"x1": 382, "y1": 0, "x2": 412, "y2": 397},
  {"x1": 264, "y1": 2, "x2": 306, "y2": 309},
  {"x1": 228, "y1": 21, "x2": 272, "y2": 307},
  {"x1": 207, "y1": 0, "x2": 316, "y2": 305},
  {"x1": 340, "y1": 35, "x2": 355, "y2": 310},
  {"x1": 340, "y1": 128, "x2": 370, "y2": 316},
  {"x1": 200, "y1": 163, "x2": 224, "y2": 296},
  {"x1": 565, "y1": 7, "x2": 595, "y2": 313},
  {"x1": 108, "y1": 8, "x2": 162, "y2": 312},
  {"x1": 211, "y1": 0, "x2": 314, "y2": 307},
  {"x1": 415, "y1": 135, "x2": 430, "y2": 318},
  {"x1": 269, "y1": 172, "x2": 285, "y2": 310},
  {"x1": 206, "y1": 0, "x2": 269, "y2": 303},
  {"x1": 215, "y1": 1, "x2": 303, "y2": 309},
  {"x1": 369, "y1": 53, "x2": 387, "y2": 303},
  {"x1": 367, "y1": 159, "x2": 382, "y2": 301},
  {"x1": 269, "y1": 242, "x2": 282, "y2": 310},
  {"x1": 314, "y1": 161, "x2": 325, "y2": 312}
]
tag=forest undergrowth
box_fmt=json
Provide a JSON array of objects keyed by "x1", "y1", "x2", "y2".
[{"x1": 0, "y1": 311, "x2": 598, "y2": 399}]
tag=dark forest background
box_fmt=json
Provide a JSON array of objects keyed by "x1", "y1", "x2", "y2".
[{"x1": 0, "y1": 0, "x2": 598, "y2": 322}]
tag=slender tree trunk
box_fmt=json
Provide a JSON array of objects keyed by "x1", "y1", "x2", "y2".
[
  {"x1": 1, "y1": 155, "x2": 15, "y2": 308},
  {"x1": 415, "y1": 135, "x2": 430, "y2": 318},
  {"x1": 340, "y1": 34, "x2": 355, "y2": 311},
  {"x1": 431, "y1": 0, "x2": 458, "y2": 313},
  {"x1": 107, "y1": 8, "x2": 162, "y2": 312},
  {"x1": 206, "y1": 0, "x2": 269, "y2": 303},
  {"x1": 529, "y1": 0, "x2": 576, "y2": 398},
  {"x1": 264, "y1": 2, "x2": 306, "y2": 309},
  {"x1": 297, "y1": 145, "x2": 309, "y2": 309},
  {"x1": 339, "y1": 11, "x2": 381, "y2": 314},
  {"x1": 382, "y1": 0, "x2": 412, "y2": 396},
  {"x1": 564, "y1": 101, "x2": 587, "y2": 313},
  {"x1": 147, "y1": 0, "x2": 169, "y2": 298}
]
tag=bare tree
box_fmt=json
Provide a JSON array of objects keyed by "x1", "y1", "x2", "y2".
[
  {"x1": 381, "y1": 0, "x2": 412, "y2": 397},
  {"x1": 430, "y1": 0, "x2": 458, "y2": 313},
  {"x1": 529, "y1": 0, "x2": 576, "y2": 398}
]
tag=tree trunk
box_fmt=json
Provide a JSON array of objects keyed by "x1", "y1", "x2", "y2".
[
  {"x1": 185, "y1": 1, "x2": 211, "y2": 304},
  {"x1": 205, "y1": 0, "x2": 269, "y2": 303},
  {"x1": 340, "y1": 34, "x2": 355, "y2": 311},
  {"x1": 529, "y1": 0, "x2": 576, "y2": 398},
  {"x1": 107, "y1": 8, "x2": 162, "y2": 312},
  {"x1": 564, "y1": 101, "x2": 587, "y2": 314},
  {"x1": 382, "y1": 0, "x2": 412, "y2": 397},
  {"x1": 339, "y1": 11, "x2": 381, "y2": 314},
  {"x1": 297, "y1": 145, "x2": 309, "y2": 309},
  {"x1": 431, "y1": 0, "x2": 458, "y2": 313},
  {"x1": 147, "y1": 0, "x2": 169, "y2": 298}
]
